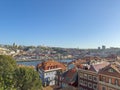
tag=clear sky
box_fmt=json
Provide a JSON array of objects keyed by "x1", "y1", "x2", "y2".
[{"x1": 0, "y1": 0, "x2": 120, "y2": 48}]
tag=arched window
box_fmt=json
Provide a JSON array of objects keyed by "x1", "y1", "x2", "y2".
[{"x1": 115, "y1": 79, "x2": 118, "y2": 85}]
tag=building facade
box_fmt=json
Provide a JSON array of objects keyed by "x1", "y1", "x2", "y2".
[
  {"x1": 99, "y1": 63, "x2": 120, "y2": 90},
  {"x1": 36, "y1": 60, "x2": 66, "y2": 86},
  {"x1": 78, "y1": 68, "x2": 98, "y2": 90},
  {"x1": 56, "y1": 68, "x2": 78, "y2": 90},
  {"x1": 78, "y1": 61, "x2": 109, "y2": 90}
]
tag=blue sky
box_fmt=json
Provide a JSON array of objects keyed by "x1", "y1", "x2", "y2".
[{"x1": 0, "y1": 0, "x2": 120, "y2": 48}]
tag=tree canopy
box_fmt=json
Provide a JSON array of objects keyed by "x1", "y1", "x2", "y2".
[
  {"x1": 0, "y1": 55, "x2": 16, "y2": 90},
  {"x1": 14, "y1": 66, "x2": 42, "y2": 90},
  {"x1": 0, "y1": 55, "x2": 42, "y2": 90}
]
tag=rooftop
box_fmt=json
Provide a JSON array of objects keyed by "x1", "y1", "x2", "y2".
[
  {"x1": 37, "y1": 60, "x2": 66, "y2": 72},
  {"x1": 89, "y1": 61, "x2": 110, "y2": 72}
]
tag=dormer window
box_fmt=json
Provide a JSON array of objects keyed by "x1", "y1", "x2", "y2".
[
  {"x1": 108, "y1": 69, "x2": 114, "y2": 72},
  {"x1": 48, "y1": 66, "x2": 50, "y2": 70}
]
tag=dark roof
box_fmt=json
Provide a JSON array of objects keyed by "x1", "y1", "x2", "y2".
[{"x1": 62, "y1": 68, "x2": 78, "y2": 87}]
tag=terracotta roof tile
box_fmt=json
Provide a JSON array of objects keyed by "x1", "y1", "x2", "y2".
[{"x1": 37, "y1": 60, "x2": 66, "y2": 71}]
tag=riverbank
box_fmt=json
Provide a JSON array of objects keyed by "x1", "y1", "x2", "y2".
[
  {"x1": 16, "y1": 59, "x2": 72, "y2": 62},
  {"x1": 16, "y1": 59, "x2": 44, "y2": 62},
  {"x1": 17, "y1": 59, "x2": 73, "y2": 67}
]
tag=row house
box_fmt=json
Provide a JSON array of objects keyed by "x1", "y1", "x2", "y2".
[
  {"x1": 78, "y1": 68, "x2": 98, "y2": 90},
  {"x1": 99, "y1": 62, "x2": 120, "y2": 90},
  {"x1": 78, "y1": 61, "x2": 109, "y2": 90},
  {"x1": 56, "y1": 68, "x2": 78, "y2": 90}
]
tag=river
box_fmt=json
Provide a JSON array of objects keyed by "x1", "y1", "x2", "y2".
[{"x1": 17, "y1": 59, "x2": 73, "y2": 67}]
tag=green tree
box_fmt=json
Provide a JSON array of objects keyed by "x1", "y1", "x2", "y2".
[
  {"x1": 0, "y1": 55, "x2": 42, "y2": 90},
  {"x1": 14, "y1": 67, "x2": 42, "y2": 90},
  {"x1": 0, "y1": 55, "x2": 17, "y2": 90}
]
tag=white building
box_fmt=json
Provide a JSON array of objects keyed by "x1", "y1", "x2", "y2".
[{"x1": 36, "y1": 60, "x2": 66, "y2": 86}]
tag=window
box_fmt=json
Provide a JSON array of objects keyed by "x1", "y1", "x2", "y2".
[
  {"x1": 108, "y1": 69, "x2": 114, "y2": 72},
  {"x1": 82, "y1": 80, "x2": 87, "y2": 86},
  {"x1": 109, "y1": 78, "x2": 112, "y2": 84},
  {"x1": 79, "y1": 72, "x2": 83, "y2": 78},
  {"x1": 102, "y1": 76, "x2": 106, "y2": 82},
  {"x1": 45, "y1": 77, "x2": 49, "y2": 82},
  {"x1": 82, "y1": 80, "x2": 85, "y2": 86},
  {"x1": 93, "y1": 84, "x2": 97, "y2": 90},
  {"x1": 50, "y1": 77, "x2": 52, "y2": 80},
  {"x1": 115, "y1": 79, "x2": 119, "y2": 86},
  {"x1": 93, "y1": 76, "x2": 97, "y2": 82},
  {"x1": 84, "y1": 74, "x2": 88, "y2": 79},
  {"x1": 51, "y1": 77, "x2": 54, "y2": 80},
  {"x1": 88, "y1": 82, "x2": 92, "y2": 88},
  {"x1": 44, "y1": 73, "x2": 47, "y2": 76},
  {"x1": 79, "y1": 80, "x2": 83, "y2": 85},
  {"x1": 102, "y1": 87, "x2": 106, "y2": 90},
  {"x1": 88, "y1": 75, "x2": 92, "y2": 81},
  {"x1": 84, "y1": 81, "x2": 87, "y2": 86}
]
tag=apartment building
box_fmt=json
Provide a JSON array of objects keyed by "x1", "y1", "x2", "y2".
[
  {"x1": 99, "y1": 62, "x2": 120, "y2": 90},
  {"x1": 36, "y1": 60, "x2": 66, "y2": 86},
  {"x1": 78, "y1": 61, "x2": 109, "y2": 90}
]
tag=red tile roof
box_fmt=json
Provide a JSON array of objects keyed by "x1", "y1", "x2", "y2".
[
  {"x1": 82, "y1": 56, "x2": 101, "y2": 61},
  {"x1": 37, "y1": 60, "x2": 66, "y2": 71}
]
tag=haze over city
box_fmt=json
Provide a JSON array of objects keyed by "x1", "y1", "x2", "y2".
[{"x1": 0, "y1": 0, "x2": 120, "y2": 48}]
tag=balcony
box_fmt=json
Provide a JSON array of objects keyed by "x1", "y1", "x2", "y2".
[{"x1": 99, "y1": 81, "x2": 120, "y2": 89}]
